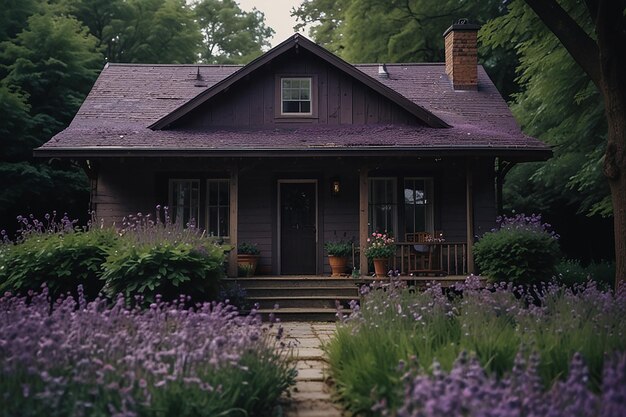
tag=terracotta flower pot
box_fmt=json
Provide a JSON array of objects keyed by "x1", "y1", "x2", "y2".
[
  {"x1": 328, "y1": 255, "x2": 348, "y2": 277},
  {"x1": 373, "y1": 258, "x2": 389, "y2": 278},
  {"x1": 237, "y1": 254, "x2": 259, "y2": 277}
]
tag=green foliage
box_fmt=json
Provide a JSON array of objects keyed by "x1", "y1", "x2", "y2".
[
  {"x1": 237, "y1": 242, "x2": 260, "y2": 255},
  {"x1": 481, "y1": 0, "x2": 610, "y2": 218},
  {"x1": 555, "y1": 259, "x2": 615, "y2": 289},
  {"x1": 194, "y1": 0, "x2": 274, "y2": 64},
  {"x1": 324, "y1": 240, "x2": 352, "y2": 257},
  {"x1": 102, "y1": 239, "x2": 225, "y2": 303},
  {"x1": 293, "y1": 0, "x2": 518, "y2": 98},
  {"x1": 0, "y1": 229, "x2": 119, "y2": 300},
  {"x1": 327, "y1": 282, "x2": 626, "y2": 416},
  {"x1": 474, "y1": 227, "x2": 560, "y2": 284}
]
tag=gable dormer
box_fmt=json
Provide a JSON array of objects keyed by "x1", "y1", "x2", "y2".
[{"x1": 149, "y1": 34, "x2": 448, "y2": 130}]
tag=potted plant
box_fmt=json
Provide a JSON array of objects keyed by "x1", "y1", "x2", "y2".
[
  {"x1": 324, "y1": 240, "x2": 353, "y2": 277},
  {"x1": 237, "y1": 242, "x2": 260, "y2": 277},
  {"x1": 364, "y1": 232, "x2": 396, "y2": 277}
]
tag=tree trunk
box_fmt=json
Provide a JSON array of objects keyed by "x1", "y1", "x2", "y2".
[{"x1": 599, "y1": 29, "x2": 626, "y2": 290}]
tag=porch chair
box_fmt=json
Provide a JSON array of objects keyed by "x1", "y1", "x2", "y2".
[{"x1": 406, "y1": 232, "x2": 441, "y2": 276}]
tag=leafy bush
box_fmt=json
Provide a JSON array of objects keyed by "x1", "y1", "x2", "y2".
[
  {"x1": 0, "y1": 288, "x2": 296, "y2": 417},
  {"x1": 474, "y1": 214, "x2": 560, "y2": 284},
  {"x1": 0, "y1": 228, "x2": 119, "y2": 300},
  {"x1": 238, "y1": 242, "x2": 260, "y2": 255},
  {"x1": 324, "y1": 240, "x2": 353, "y2": 257},
  {"x1": 102, "y1": 240, "x2": 225, "y2": 304},
  {"x1": 327, "y1": 278, "x2": 626, "y2": 416},
  {"x1": 556, "y1": 259, "x2": 615, "y2": 289}
]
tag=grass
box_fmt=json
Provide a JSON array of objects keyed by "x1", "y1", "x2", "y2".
[{"x1": 325, "y1": 278, "x2": 626, "y2": 416}]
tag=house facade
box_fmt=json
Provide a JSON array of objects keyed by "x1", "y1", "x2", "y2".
[{"x1": 36, "y1": 22, "x2": 550, "y2": 277}]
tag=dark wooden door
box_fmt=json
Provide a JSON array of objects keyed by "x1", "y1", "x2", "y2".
[{"x1": 280, "y1": 182, "x2": 317, "y2": 274}]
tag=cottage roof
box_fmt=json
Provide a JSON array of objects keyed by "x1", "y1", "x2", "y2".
[{"x1": 36, "y1": 34, "x2": 550, "y2": 160}]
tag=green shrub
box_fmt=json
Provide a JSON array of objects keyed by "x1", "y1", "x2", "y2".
[
  {"x1": 102, "y1": 240, "x2": 225, "y2": 304},
  {"x1": 324, "y1": 240, "x2": 353, "y2": 257},
  {"x1": 474, "y1": 214, "x2": 560, "y2": 284},
  {"x1": 238, "y1": 242, "x2": 260, "y2": 255},
  {"x1": 555, "y1": 259, "x2": 615, "y2": 289},
  {"x1": 0, "y1": 229, "x2": 119, "y2": 300}
]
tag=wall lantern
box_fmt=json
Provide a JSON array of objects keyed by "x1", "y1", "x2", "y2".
[{"x1": 331, "y1": 178, "x2": 341, "y2": 195}]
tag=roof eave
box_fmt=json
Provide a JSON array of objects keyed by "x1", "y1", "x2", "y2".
[{"x1": 34, "y1": 146, "x2": 552, "y2": 161}]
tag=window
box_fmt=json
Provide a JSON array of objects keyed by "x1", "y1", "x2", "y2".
[
  {"x1": 168, "y1": 178, "x2": 230, "y2": 236},
  {"x1": 169, "y1": 179, "x2": 200, "y2": 227},
  {"x1": 404, "y1": 178, "x2": 434, "y2": 235},
  {"x1": 206, "y1": 179, "x2": 230, "y2": 237},
  {"x1": 368, "y1": 178, "x2": 397, "y2": 236},
  {"x1": 281, "y1": 77, "x2": 311, "y2": 114}
]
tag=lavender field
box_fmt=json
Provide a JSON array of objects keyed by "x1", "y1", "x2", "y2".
[
  {"x1": 328, "y1": 278, "x2": 626, "y2": 416},
  {"x1": 0, "y1": 287, "x2": 295, "y2": 417}
]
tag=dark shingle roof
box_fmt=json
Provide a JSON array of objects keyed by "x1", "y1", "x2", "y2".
[{"x1": 37, "y1": 36, "x2": 550, "y2": 159}]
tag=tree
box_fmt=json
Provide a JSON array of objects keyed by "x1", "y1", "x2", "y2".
[
  {"x1": 508, "y1": 0, "x2": 625, "y2": 288},
  {"x1": 64, "y1": 0, "x2": 201, "y2": 63},
  {"x1": 193, "y1": 0, "x2": 274, "y2": 64},
  {"x1": 0, "y1": 7, "x2": 103, "y2": 232},
  {"x1": 293, "y1": 0, "x2": 519, "y2": 98},
  {"x1": 481, "y1": 0, "x2": 612, "y2": 261}
]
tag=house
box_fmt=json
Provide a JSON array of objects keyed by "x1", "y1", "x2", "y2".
[{"x1": 35, "y1": 21, "x2": 550, "y2": 278}]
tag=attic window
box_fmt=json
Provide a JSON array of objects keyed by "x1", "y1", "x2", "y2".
[{"x1": 281, "y1": 77, "x2": 312, "y2": 114}]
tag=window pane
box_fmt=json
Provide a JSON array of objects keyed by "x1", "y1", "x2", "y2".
[
  {"x1": 208, "y1": 207, "x2": 218, "y2": 236},
  {"x1": 283, "y1": 101, "x2": 300, "y2": 113},
  {"x1": 300, "y1": 88, "x2": 310, "y2": 100},
  {"x1": 282, "y1": 79, "x2": 293, "y2": 89},
  {"x1": 218, "y1": 181, "x2": 229, "y2": 206},
  {"x1": 208, "y1": 181, "x2": 217, "y2": 206},
  {"x1": 300, "y1": 101, "x2": 310, "y2": 113},
  {"x1": 219, "y1": 207, "x2": 229, "y2": 237}
]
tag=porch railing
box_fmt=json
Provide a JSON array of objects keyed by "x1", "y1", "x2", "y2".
[{"x1": 392, "y1": 242, "x2": 467, "y2": 276}]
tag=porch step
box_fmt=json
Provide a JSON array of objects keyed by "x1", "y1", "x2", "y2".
[
  {"x1": 224, "y1": 277, "x2": 360, "y2": 321},
  {"x1": 244, "y1": 286, "x2": 357, "y2": 298},
  {"x1": 226, "y1": 277, "x2": 357, "y2": 288},
  {"x1": 251, "y1": 296, "x2": 355, "y2": 309},
  {"x1": 256, "y1": 308, "x2": 351, "y2": 322}
]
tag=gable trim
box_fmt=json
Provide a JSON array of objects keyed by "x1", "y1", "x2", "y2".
[{"x1": 148, "y1": 34, "x2": 450, "y2": 130}]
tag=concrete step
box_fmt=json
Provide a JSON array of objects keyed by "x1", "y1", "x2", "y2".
[
  {"x1": 251, "y1": 296, "x2": 356, "y2": 309},
  {"x1": 244, "y1": 286, "x2": 358, "y2": 298},
  {"x1": 226, "y1": 277, "x2": 358, "y2": 289},
  {"x1": 257, "y1": 308, "x2": 350, "y2": 322}
]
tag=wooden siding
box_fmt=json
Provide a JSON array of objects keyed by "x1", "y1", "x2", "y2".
[
  {"x1": 175, "y1": 49, "x2": 421, "y2": 128},
  {"x1": 91, "y1": 156, "x2": 496, "y2": 275}
]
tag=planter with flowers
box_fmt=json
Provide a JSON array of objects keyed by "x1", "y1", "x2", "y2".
[
  {"x1": 324, "y1": 240, "x2": 353, "y2": 277},
  {"x1": 237, "y1": 242, "x2": 260, "y2": 277},
  {"x1": 364, "y1": 232, "x2": 396, "y2": 277}
]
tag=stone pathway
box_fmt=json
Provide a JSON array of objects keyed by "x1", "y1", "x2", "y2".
[{"x1": 278, "y1": 322, "x2": 345, "y2": 417}]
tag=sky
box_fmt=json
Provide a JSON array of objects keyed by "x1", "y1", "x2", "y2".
[{"x1": 237, "y1": 0, "x2": 307, "y2": 47}]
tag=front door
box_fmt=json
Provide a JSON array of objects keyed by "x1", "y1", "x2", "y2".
[{"x1": 280, "y1": 182, "x2": 317, "y2": 274}]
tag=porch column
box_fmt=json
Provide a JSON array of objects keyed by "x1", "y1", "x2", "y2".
[
  {"x1": 466, "y1": 162, "x2": 475, "y2": 274},
  {"x1": 359, "y1": 167, "x2": 369, "y2": 276},
  {"x1": 228, "y1": 163, "x2": 239, "y2": 278}
]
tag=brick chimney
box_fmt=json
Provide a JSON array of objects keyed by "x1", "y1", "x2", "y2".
[{"x1": 443, "y1": 19, "x2": 481, "y2": 90}]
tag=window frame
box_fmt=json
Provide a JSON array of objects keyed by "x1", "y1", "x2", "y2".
[{"x1": 274, "y1": 75, "x2": 318, "y2": 120}]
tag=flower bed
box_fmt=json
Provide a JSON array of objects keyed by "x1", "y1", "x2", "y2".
[
  {"x1": 327, "y1": 278, "x2": 626, "y2": 416},
  {"x1": 0, "y1": 287, "x2": 296, "y2": 416}
]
